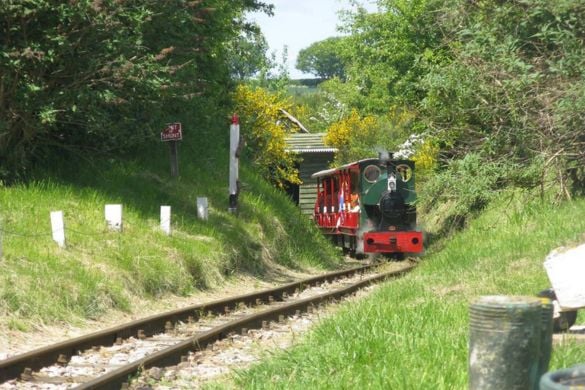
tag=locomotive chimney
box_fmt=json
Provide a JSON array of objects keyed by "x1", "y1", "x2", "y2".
[{"x1": 378, "y1": 150, "x2": 393, "y2": 163}]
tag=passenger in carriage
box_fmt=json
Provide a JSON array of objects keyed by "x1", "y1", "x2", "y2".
[
  {"x1": 349, "y1": 177, "x2": 360, "y2": 212},
  {"x1": 350, "y1": 193, "x2": 360, "y2": 212}
]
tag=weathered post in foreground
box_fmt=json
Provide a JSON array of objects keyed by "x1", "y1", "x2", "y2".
[
  {"x1": 469, "y1": 295, "x2": 543, "y2": 390},
  {"x1": 538, "y1": 298, "x2": 554, "y2": 379},
  {"x1": 228, "y1": 114, "x2": 240, "y2": 214}
]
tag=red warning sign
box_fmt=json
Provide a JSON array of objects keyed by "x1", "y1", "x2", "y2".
[{"x1": 161, "y1": 123, "x2": 182, "y2": 141}]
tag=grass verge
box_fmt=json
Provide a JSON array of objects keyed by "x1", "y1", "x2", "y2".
[
  {"x1": 228, "y1": 191, "x2": 585, "y2": 389},
  {"x1": 0, "y1": 130, "x2": 340, "y2": 331}
]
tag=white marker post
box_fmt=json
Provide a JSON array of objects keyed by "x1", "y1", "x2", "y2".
[
  {"x1": 197, "y1": 197, "x2": 209, "y2": 220},
  {"x1": 160, "y1": 205, "x2": 171, "y2": 235},
  {"x1": 105, "y1": 204, "x2": 123, "y2": 231},
  {"x1": 229, "y1": 114, "x2": 240, "y2": 214},
  {"x1": 50, "y1": 211, "x2": 66, "y2": 248}
]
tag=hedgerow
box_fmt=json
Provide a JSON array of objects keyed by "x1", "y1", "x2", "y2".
[
  {"x1": 233, "y1": 84, "x2": 301, "y2": 188},
  {"x1": 0, "y1": 0, "x2": 272, "y2": 182}
]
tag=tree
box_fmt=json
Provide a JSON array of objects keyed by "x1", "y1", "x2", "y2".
[
  {"x1": 325, "y1": 108, "x2": 412, "y2": 165},
  {"x1": 227, "y1": 23, "x2": 270, "y2": 80},
  {"x1": 233, "y1": 84, "x2": 301, "y2": 188},
  {"x1": 418, "y1": 0, "x2": 585, "y2": 195},
  {"x1": 0, "y1": 0, "x2": 272, "y2": 181},
  {"x1": 296, "y1": 37, "x2": 346, "y2": 80},
  {"x1": 338, "y1": 0, "x2": 446, "y2": 113}
]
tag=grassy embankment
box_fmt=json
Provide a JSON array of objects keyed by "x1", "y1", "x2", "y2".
[
  {"x1": 0, "y1": 126, "x2": 339, "y2": 332},
  {"x1": 230, "y1": 192, "x2": 585, "y2": 389}
]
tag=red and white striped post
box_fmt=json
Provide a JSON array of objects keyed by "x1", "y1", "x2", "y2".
[{"x1": 228, "y1": 113, "x2": 240, "y2": 214}]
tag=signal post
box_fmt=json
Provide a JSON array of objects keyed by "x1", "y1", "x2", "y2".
[
  {"x1": 229, "y1": 114, "x2": 241, "y2": 214},
  {"x1": 161, "y1": 122, "x2": 182, "y2": 177}
]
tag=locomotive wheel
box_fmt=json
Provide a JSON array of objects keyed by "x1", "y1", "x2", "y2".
[
  {"x1": 537, "y1": 288, "x2": 578, "y2": 332},
  {"x1": 348, "y1": 249, "x2": 366, "y2": 260},
  {"x1": 385, "y1": 253, "x2": 405, "y2": 261}
]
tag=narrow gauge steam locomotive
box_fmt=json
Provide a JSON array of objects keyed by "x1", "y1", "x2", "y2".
[{"x1": 312, "y1": 155, "x2": 423, "y2": 258}]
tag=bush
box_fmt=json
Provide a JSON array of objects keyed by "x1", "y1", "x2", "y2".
[
  {"x1": 233, "y1": 84, "x2": 301, "y2": 188},
  {"x1": 419, "y1": 0, "x2": 585, "y2": 198},
  {"x1": 0, "y1": 0, "x2": 270, "y2": 182},
  {"x1": 325, "y1": 108, "x2": 413, "y2": 166},
  {"x1": 419, "y1": 153, "x2": 516, "y2": 235}
]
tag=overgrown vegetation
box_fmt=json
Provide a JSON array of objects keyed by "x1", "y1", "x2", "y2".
[
  {"x1": 325, "y1": 108, "x2": 413, "y2": 166},
  {"x1": 0, "y1": 0, "x2": 272, "y2": 181},
  {"x1": 233, "y1": 84, "x2": 302, "y2": 188},
  {"x1": 292, "y1": 0, "x2": 584, "y2": 235},
  {"x1": 417, "y1": 0, "x2": 585, "y2": 199},
  {"x1": 0, "y1": 0, "x2": 346, "y2": 332},
  {"x1": 296, "y1": 37, "x2": 346, "y2": 80},
  {"x1": 229, "y1": 193, "x2": 585, "y2": 389}
]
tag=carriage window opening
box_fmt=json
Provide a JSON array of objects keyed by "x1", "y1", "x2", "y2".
[
  {"x1": 396, "y1": 164, "x2": 412, "y2": 182},
  {"x1": 363, "y1": 165, "x2": 381, "y2": 183},
  {"x1": 350, "y1": 171, "x2": 359, "y2": 192}
]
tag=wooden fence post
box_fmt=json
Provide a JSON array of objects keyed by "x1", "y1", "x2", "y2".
[{"x1": 169, "y1": 141, "x2": 179, "y2": 177}]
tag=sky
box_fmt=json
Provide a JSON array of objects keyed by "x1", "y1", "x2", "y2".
[{"x1": 248, "y1": 0, "x2": 377, "y2": 79}]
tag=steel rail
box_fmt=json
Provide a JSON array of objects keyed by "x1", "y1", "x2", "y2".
[
  {"x1": 77, "y1": 265, "x2": 415, "y2": 389},
  {"x1": 0, "y1": 264, "x2": 378, "y2": 383}
]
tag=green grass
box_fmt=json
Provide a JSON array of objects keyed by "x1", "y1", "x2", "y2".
[
  {"x1": 228, "y1": 191, "x2": 585, "y2": 389},
  {"x1": 0, "y1": 130, "x2": 340, "y2": 330}
]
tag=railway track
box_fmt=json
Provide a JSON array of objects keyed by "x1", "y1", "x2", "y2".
[{"x1": 0, "y1": 262, "x2": 415, "y2": 389}]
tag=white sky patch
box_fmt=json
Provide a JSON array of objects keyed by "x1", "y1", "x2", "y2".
[{"x1": 248, "y1": 0, "x2": 377, "y2": 79}]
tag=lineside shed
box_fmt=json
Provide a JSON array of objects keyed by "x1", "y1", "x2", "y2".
[{"x1": 285, "y1": 133, "x2": 337, "y2": 215}]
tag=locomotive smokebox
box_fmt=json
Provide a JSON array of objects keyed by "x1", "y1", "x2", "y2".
[{"x1": 379, "y1": 190, "x2": 406, "y2": 230}]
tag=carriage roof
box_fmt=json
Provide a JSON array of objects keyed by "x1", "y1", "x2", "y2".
[{"x1": 310, "y1": 158, "x2": 380, "y2": 179}]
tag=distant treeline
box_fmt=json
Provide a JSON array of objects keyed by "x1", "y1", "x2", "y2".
[{"x1": 289, "y1": 79, "x2": 326, "y2": 88}]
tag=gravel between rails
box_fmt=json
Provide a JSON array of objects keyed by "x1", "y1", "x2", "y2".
[
  {"x1": 130, "y1": 285, "x2": 380, "y2": 389},
  {"x1": 130, "y1": 262, "x2": 413, "y2": 389}
]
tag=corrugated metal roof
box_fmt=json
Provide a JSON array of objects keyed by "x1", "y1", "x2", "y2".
[
  {"x1": 288, "y1": 147, "x2": 337, "y2": 153},
  {"x1": 285, "y1": 133, "x2": 338, "y2": 154}
]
